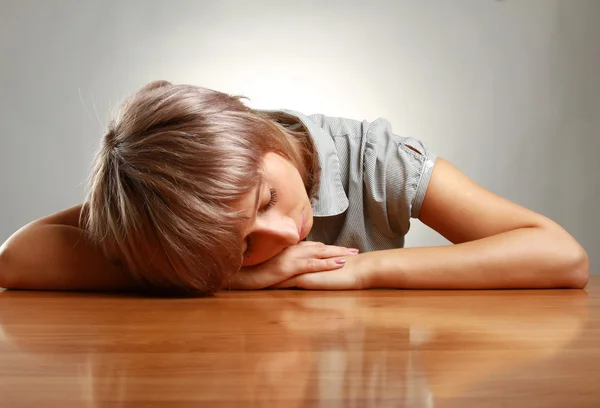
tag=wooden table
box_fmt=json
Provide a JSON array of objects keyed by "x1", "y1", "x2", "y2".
[{"x1": 1, "y1": 278, "x2": 599, "y2": 407}]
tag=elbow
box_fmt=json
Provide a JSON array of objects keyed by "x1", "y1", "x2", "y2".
[
  {"x1": 0, "y1": 243, "x2": 17, "y2": 290},
  {"x1": 539, "y1": 224, "x2": 590, "y2": 289},
  {"x1": 0, "y1": 245, "x2": 8, "y2": 289},
  {"x1": 562, "y1": 241, "x2": 589, "y2": 289}
]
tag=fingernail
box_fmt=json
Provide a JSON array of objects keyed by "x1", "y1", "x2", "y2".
[
  {"x1": 348, "y1": 248, "x2": 359, "y2": 254},
  {"x1": 335, "y1": 259, "x2": 346, "y2": 265}
]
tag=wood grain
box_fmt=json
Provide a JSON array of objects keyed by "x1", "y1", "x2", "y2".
[{"x1": 0, "y1": 278, "x2": 598, "y2": 407}]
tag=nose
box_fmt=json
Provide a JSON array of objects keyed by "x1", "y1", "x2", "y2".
[{"x1": 253, "y1": 213, "x2": 300, "y2": 246}]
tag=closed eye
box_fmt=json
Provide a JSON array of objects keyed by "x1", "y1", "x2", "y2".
[
  {"x1": 262, "y1": 188, "x2": 278, "y2": 212},
  {"x1": 243, "y1": 187, "x2": 279, "y2": 258}
]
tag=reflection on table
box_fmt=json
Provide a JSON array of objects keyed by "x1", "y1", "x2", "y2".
[{"x1": 0, "y1": 284, "x2": 595, "y2": 407}]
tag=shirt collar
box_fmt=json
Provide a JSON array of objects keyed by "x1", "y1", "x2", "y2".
[{"x1": 261, "y1": 109, "x2": 349, "y2": 217}]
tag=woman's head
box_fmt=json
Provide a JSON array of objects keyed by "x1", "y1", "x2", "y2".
[{"x1": 85, "y1": 81, "x2": 318, "y2": 295}]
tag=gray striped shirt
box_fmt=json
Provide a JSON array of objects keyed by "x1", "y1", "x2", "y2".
[{"x1": 270, "y1": 110, "x2": 437, "y2": 252}]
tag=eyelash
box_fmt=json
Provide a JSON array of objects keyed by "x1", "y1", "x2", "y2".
[
  {"x1": 243, "y1": 188, "x2": 278, "y2": 258},
  {"x1": 263, "y1": 188, "x2": 278, "y2": 211}
]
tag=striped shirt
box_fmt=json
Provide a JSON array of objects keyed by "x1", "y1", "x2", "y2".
[{"x1": 269, "y1": 110, "x2": 437, "y2": 252}]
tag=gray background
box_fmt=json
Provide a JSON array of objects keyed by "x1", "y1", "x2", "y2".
[{"x1": 1, "y1": 0, "x2": 598, "y2": 273}]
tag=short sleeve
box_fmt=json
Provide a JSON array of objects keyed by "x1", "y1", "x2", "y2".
[{"x1": 363, "y1": 118, "x2": 437, "y2": 234}]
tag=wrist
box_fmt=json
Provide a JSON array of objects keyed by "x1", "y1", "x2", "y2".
[
  {"x1": 362, "y1": 249, "x2": 404, "y2": 289},
  {"x1": 359, "y1": 251, "x2": 383, "y2": 289}
]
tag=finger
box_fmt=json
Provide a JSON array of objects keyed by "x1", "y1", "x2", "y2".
[
  {"x1": 302, "y1": 257, "x2": 347, "y2": 273},
  {"x1": 296, "y1": 240, "x2": 325, "y2": 247},
  {"x1": 311, "y1": 245, "x2": 359, "y2": 259},
  {"x1": 272, "y1": 270, "x2": 353, "y2": 290}
]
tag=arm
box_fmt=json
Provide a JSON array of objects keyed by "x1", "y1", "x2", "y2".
[
  {"x1": 274, "y1": 158, "x2": 589, "y2": 290},
  {"x1": 368, "y1": 158, "x2": 589, "y2": 289},
  {"x1": 0, "y1": 205, "x2": 138, "y2": 291}
]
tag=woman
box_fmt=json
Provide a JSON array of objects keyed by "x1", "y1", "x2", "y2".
[{"x1": 0, "y1": 81, "x2": 589, "y2": 295}]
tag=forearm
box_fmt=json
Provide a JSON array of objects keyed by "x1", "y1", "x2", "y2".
[
  {"x1": 367, "y1": 227, "x2": 589, "y2": 289},
  {"x1": 0, "y1": 224, "x2": 137, "y2": 291}
]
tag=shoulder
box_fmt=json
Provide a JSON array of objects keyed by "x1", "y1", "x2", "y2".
[
  {"x1": 273, "y1": 109, "x2": 372, "y2": 141},
  {"x1": 304, "y1": 113, "x2": 368, "y2": 138},
  {"x1": 32, "y1": 204, "x2": 85, "y2": 229},
  {"x1": 300, "y1": 112, "x2": 408, "y2": 148}
]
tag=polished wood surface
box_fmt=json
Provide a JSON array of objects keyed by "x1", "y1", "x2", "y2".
[{"x1": 1, "y1": 278, "x2": 599, "y2": 407}]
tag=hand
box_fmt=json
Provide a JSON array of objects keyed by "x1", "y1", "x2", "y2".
[
  {"x1": 227, "y1": 241, "x2": 359, "y2": 290},
  {"x1": 271, "y1": 252, "x2": 371, "y2": 290}
]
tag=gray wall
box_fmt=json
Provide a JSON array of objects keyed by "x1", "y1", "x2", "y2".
[{"x1": 1, "y1": 0, "x2": 598, "y2": 273}]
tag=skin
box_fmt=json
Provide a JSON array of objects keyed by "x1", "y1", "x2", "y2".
[
  {"x1": 231, "y1": 152, "x2": 358, "y2": 290},
  {"x1": 238, "y1": 152, "x2": 315, "y2": 267},
  {"x1": 269, "y1": 157, "x2": 590, "y2": 290},
  {"x1": 0, "y1": 151, "x2": 590, "y2": 292},
  {"x1": 0, "y1": 206, "x2": 137, "y2": 291}
]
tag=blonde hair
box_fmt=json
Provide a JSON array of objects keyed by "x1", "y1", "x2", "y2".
[{"x1": 84, "y1": 81, "x2": 319, "y2": 296}]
